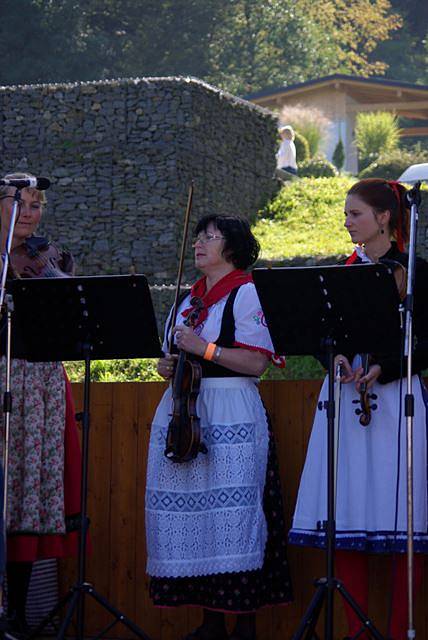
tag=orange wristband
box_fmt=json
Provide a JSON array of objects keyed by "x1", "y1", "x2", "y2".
[{"x1": 203, "y1": 342, "x2": 216, "y2": 361}]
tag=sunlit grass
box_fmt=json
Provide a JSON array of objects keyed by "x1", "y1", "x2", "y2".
[{"x1": 253, "y1": 176, "x2": 355, "y2": 261}]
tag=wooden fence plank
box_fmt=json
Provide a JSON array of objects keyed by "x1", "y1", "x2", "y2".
[
  {"x1": 61, "y1": 379, "x2": 428, "y2": 640},
  {"x1": 109, "y1": 383, "x2": 139, "y2": 636},
  {"x1": 85, "y1": 383, "x2": 114, "y2": 634},
  {"x1": 271, "y1": 380, "x2": 305, "y2": 637},
  {"x1": 135, "y1": 382, "x2": 166, "y2": 640}
]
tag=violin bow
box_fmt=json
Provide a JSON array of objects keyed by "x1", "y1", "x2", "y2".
[{"x1": 168, "y1": 182, "x2": 194, "y2": 354}]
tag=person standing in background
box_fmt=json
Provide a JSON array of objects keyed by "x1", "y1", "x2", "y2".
[{"x1": 276, "y1": 125, "x2": 297, "y2": 176}]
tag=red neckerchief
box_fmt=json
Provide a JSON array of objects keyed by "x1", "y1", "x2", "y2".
[
  {"x1": 345, "y1": 250, "x2": 359, "y2": 265},
  {"x1": 181, "y1": 269, "x2": 253, "y2": 327}
]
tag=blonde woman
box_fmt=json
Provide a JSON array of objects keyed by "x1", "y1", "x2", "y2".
[{"x1": 0, "y1": 173, "x2": 81, "y2": 633}]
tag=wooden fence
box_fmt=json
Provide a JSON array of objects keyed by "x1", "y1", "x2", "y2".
[{"x1": 59, "y1": 380, "x2": 428, "y2": 639}]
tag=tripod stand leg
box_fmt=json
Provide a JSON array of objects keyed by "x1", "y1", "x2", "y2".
[
  {"x1": 77, "y1": 588, "x2": 85, "y2": 640},
  {"x1": 86, "y1": 585, "x2": 153, "y2": 640},
  {"x1": 336, "y1": 580, "x2": 385, "y2": 640},
  {"x1": 291, "y1": 584, "x2": 326, "y2": 640},
  {"x1": 56, "y1": 588, "x2": 82, "y2": 640}
]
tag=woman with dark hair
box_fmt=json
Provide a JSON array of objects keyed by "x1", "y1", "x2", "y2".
[
  {"x1": 289, "y1": 179, "x2": 428, "y2": 639},
  {"x1": 145, "y1": 215, "x2": 292, "y2": 640}
]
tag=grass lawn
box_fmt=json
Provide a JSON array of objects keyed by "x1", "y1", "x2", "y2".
[{"x1": 253, "y1": 176, "x2": 355, "y2": 261}]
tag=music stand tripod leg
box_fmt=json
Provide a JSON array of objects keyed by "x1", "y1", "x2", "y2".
[
  {"x1": 25, "y1": 348, "x2": 154, "y2": 640},
  {"x1": 291, "y1": 582, "x2": 325, "y2": 640},
  {"x1": 85, "y1": 586, "x2": 154, "y2": 640},
  {"x1": 336, "y1": 579, "x2": 385, "y2": 640},
  {"x1": 293, "y1": 342, "x2": 386, "y2": 640}
]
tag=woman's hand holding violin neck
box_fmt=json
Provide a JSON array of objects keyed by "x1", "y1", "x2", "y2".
[
  {"x1": 355, "y1": 364, "x2": 381, "y2": 392},
  {"x1": 157, "y1": 354, "x2": 178, "y2": 379},
  {"x1": 334, "y1": 355, "x2": 354, "y2": 383},
  {"x1": 172, "y1": 325, "x2": 206, "y2": 356}
]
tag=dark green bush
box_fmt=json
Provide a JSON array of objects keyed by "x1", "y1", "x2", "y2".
[
  {"x1": 294, "y1": 131, "x2": 310, "y2": 163},
  {"x1": 332, "y1": 138, "x2": 345, "y2": 172},
  {"x1": 298, "y1": 155, "x2": 338, "y2": 178},
  {"x1": 359, "y1": 147, "x2": 428, "y2": 180}
]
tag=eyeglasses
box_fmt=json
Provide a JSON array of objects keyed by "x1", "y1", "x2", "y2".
[{"x1": 192, "y1": 233, "x2": 225, "y2": 247}]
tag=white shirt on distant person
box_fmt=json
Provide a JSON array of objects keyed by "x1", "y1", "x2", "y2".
[{"x1": 276, "y1": 138, "x2": 297, "y2": 170}]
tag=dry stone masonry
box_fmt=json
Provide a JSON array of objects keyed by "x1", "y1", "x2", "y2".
[
  {"x1": 0, "y1": 80, "x2": 276, "y2": 263},
  {"x1": 0, "y1": 76, "x2": 278, "y2": 323}
]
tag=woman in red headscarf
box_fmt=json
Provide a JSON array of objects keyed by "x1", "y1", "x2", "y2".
[{"x1": 289, "y1": 179, "x2": 428, "y2": 640}]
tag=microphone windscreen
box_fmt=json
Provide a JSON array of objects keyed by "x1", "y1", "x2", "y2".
[{"x1": 37, "y1": 177, "x2": 51, "y2": 190}]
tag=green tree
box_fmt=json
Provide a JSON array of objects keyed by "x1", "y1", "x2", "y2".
[
  {"x1": 332, "y1": 139, "x2": 345, "y2": 173},
  {"x1": 207, "y1": 0, "x2": 336, "y2": 94},
  {"x1": 374, "y1": 0, "x2": 428, "y2": 83},
  {"x1": 0, "y1": 0, "x2": 407, "y2": 91},
  {"x1": 0, "y1": 0, "x2": 112, "y2": 84},
  {"x1": 0, "y1": 0, "x2": 226, "y2": 85},
  {"x1": 308, "y1": 0, "x2": 402, "y2": 76},
  {"x1": 83, "y1": 0, "x2": 228, "y2": 79}
]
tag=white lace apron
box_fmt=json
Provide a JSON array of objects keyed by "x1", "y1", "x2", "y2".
[{"x1": 146, "y1": 377, "x2": 270, "y2": 578}]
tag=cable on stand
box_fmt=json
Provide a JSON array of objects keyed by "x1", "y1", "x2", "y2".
[
  {"x1": 0, "y1": 187, "x2": 22, "y2": 627},
  {"x1": 403, "y1": 181, "x2": 421, "y2": 640}
]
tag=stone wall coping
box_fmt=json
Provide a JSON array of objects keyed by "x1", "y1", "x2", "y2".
[{"x1": 0, "y1": 75, "x2": 275, "y2": 118}]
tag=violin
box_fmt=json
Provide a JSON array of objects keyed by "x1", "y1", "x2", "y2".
[
  {"x1": 164, "y1": 184, "x2": 207, "y2": 463},
  {"x1": 11, "y1": 236, "x2": 72, "y2": 279},
  {"x1": 352, "y1": 259, "x2": 406, "y2": 427},
  {"x1": 164, "y1": 299, "x2": 208, "y2": 462},
  {"x1": 352, "y1": 354, "x2": 378, "y2": 427}
]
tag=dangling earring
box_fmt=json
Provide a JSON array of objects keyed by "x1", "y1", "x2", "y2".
[{"x1": 380, "y1": 228, "x2": 385, "y2": 235}]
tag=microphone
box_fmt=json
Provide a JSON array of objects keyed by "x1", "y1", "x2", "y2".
[{"x1": 0, "y1": 176, "x2": 51, "y2": 190}]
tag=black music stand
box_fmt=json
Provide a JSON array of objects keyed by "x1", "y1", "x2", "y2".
[
  {"x1": 253, "y1": 263, "x2": 402, "y2": 640},
  {"x1": 10, "y1": 274, "x2": 162, "y2": 640}
]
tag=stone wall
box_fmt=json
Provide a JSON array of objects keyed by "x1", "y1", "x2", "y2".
[{"x1": 0, "y1": 77, "x2": 278, "y2": 285}]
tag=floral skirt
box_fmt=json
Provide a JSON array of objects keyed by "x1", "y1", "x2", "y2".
[
  {"x1": 1, "y1": 360, "x2": 81, "y2": 561},
  {"x1": 149, "y1": 427, "x2": 293, "y2": 612}
]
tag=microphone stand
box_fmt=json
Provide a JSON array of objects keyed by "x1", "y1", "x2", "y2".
[
  {"x1": 403, "y1": 181, "x2": 421, "y2": 640},
  {"x1": 0, "y1": 187, "x2": 21, "y2": 617}
]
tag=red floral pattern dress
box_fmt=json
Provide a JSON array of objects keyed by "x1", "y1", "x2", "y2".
[{"x1": 2, "y1": 241, "x2": 81, "y2": 561}]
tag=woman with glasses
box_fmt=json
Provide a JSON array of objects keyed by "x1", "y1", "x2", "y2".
[
  {"x1": 0, "y1": 173, "x2": 81, "y2": 634},
  {"x1": 145, "y1": 215, "x2": 292, "y2": 640}
]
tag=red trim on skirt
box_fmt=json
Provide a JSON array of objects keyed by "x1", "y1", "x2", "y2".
[{"x1": 7, "y1": 372, "x2": 82, "y2": 562}]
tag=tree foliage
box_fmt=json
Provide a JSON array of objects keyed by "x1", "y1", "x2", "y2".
[
  {"x1": 309, "y1": 0, "x2": 402, "y2": 77},
  {"x1": 206, "y1": 0, "x2": 336, "y2": 94},
  {"x1": 375, "y1": 0, "x2": 428, "y2": 84},
  {"x1": 0, "y1": 0, "x2": 413, "y2": 92},
  {"x1": 332, "y1": 139, "x2": 345, "y2": 172}
]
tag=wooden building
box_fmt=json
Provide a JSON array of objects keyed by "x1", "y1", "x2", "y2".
[{"x1": 247, "y1": 74, "x2": 428, "y2": 174}]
